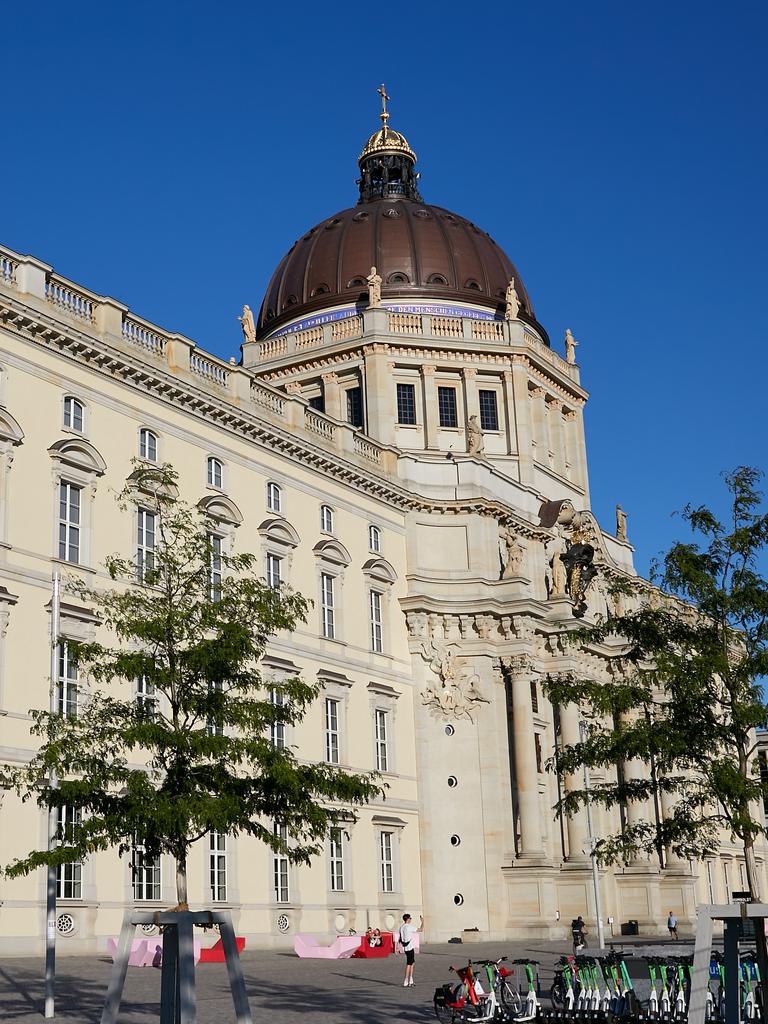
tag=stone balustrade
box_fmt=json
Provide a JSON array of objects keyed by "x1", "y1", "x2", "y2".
[
  {"x1": 122, "y1": 317, "x2": 167, "y2": 358},
  {"x1": 0, "y1": 254, "x2": 17, "y2": 286},
  {"x1": 45, "y1": 275, "x2": 96, "y2": 323},
  {"x1": 0, "y1": 241, "x2": 398, "y2": 480},
  {"x1": 190, "y1": 351, "x2": 229, "y2": 388}
]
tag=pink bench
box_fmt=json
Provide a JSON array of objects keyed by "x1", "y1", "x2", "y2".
[
  {"x1": 107, "y1": 936, "x2": 201, "y2": 967},
  {"x1": 293, "y1": 934, "x2": 361, "y2": 959}
]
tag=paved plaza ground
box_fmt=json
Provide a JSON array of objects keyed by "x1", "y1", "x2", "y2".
[{"x1": 0, "y1": 936, "x2": 696, "y2": 1024}]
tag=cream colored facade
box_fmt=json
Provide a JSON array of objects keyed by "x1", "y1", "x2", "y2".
[{"x1": 0, "y1": 234, "x2": 761, "y2": 954}]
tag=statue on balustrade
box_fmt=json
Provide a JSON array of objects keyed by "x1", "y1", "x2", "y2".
[
  {"x1": 367, "y1": 266, "x2": 382, "y2": 308},
  {"x1": 615, "y1": 504, "x2": 628, "y2": 541},
  {"x1": 565, "y1": 328, "x2": 578, "y2": 364},
  {"x1": 505, "y1": 278, "x2": 520, "y2": 320},
  {"x1": 237, "y1": 304, "x2": 256, "y2": 344}
]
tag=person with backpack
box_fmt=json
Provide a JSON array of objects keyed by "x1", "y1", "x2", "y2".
[
  {"x1": 399, "y1": 912, "x2": 424, "y2": 987},
  {"x1": 571, "y1": 915, "x2": 587, "y2": 953}
]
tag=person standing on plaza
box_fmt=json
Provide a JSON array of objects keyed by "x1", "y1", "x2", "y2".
[
  {"x1": 667, "y1": 911, "x2": 678, "y2": 940},
  {"x1": 400, "y1": 912, "x2": 424, "y2": 986}
]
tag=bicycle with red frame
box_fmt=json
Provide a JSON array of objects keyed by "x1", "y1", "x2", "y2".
[{"x1": 434, "y1": 957, "x2": 509, "y2": 1022}]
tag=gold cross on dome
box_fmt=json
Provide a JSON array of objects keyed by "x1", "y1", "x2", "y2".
[{"x1": 377, "y1": 83, "x2": 390, "y2": 127}]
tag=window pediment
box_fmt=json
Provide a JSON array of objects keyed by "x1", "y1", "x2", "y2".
[
  {"x1": 0, "y1": 409, "x2": 24, "y2": 446},
  {"x1": 313, "y1": 538, "x2": 351, "y2": 568},
  {"x1": 258, "y1": 517, "x2": 300, "y2": 549},
  {"x1": 362, "y1": 556, "x2": 397, "y2": 585},
  {"x1": 126, "y1": 466, "x2": 179, "y2": 500},
  {"x1": 198, "y1": 494, "x2": 243, "y2": 527},
  {"x1": 48, "y1": 438, "x2": 106, "y2": 476}
]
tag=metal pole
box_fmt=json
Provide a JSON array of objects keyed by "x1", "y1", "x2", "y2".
[
  {"x1": 580, "y1": 720, "x2": 605, "y2": 950},
  {"x1": 45, "y1": 572, "x2": 61, "y2": 1019}
]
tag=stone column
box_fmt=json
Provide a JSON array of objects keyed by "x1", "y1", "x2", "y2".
[
  {"x1": 565, "y1": 404, "x2": 589, "y2": 501},
  {"x1": 508, "y1": 357, "x2": 533, "y2": 482},
  {"x1": 660, "y1": 784, "x2": 687, "y2": 869},
  {"x1": 322, "y1": 372, "x2": 341, "y2": 420},
  {"x1": 505, "y1": 657, "x2": 545, "y2": 861},
  {"x1": 530, "y1": 387, "x2": 548, "y2": 468},
  {"x1": 547, "y1": 398, "x2": 566, "y2": 477},
  {"x1": 362, "y1": 344, "x2": 395, "y2": 445},
  {"x1": 559, "y1": 702, "x2": 590, "y2": 864},
  {"x1": 461, "y1": 367, "x2": 479, "y2": 424},
  {"x1": 421, "y1": 364, "x2": 439, "y2": 449}
]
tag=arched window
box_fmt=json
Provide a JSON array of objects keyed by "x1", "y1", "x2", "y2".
[
  {"x1": 63, "y1": 396, "x2": 84, "y2": 433},
  {"x1": 266, "y1": 481, "x2": 282, "y2": 513},
  {"x1": 139, "y1": 428, "x2": 158, "y2": 462},
  {"x1": 320, "y1": 504, "x2": 334, "y2": 534},
  {"x1": 464, "y1": 279, "x2": 481, "y2": 291},
  {"x1": 207, "y1": 457, "x2": 223, "y2": 490},
  {"x1": 427, "y1": 274, "x2": 448, "y2": 286},
  {"x1": 368, "y1": 524, "x2": 381, "y2": 553},
  {"x1": 387, "y1": 272, "x2": 409, "y2": 284},
  {"x1": 311, "y1": 285, "x2": 330, "y2": 297}
]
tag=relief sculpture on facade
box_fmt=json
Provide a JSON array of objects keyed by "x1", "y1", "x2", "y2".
[{"x1": 407, "y1": 612, "x2": 489, "y2": 722}]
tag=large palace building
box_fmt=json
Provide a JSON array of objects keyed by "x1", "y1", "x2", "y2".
[{"x1": 0, "y1": 105, "x2": 758, "y2": 955}]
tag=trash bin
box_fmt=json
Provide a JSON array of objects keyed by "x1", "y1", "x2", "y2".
[{"x1": 620, "y1": 920, "x2": 639, "y2": 936}]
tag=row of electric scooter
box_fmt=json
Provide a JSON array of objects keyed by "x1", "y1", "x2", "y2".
[
  {"x1": 546, "y1": 950, "x2": 764, "y2": 1022},
  {"x1": 434, "y1": 951, "x2": 766, "y2": 1022}
]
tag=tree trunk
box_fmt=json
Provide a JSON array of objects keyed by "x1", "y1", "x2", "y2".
[
  {"x1": 745, "y1": 838, "x2": 762, "y2": 901},
  {"x1": 175, "y1": 852, "x2": 189, "y2": 910}
]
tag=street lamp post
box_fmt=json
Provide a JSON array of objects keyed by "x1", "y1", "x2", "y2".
[
  {"x1": 45, "y1": 571, "x2": 61, "y2": 1018},
  {"x1": 580, "y1": 720, "x2": 605, "y2": 950}
]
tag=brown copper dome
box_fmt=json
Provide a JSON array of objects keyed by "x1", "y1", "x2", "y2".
[{"x1": 257, "y1": 109, "x2": 546, "y2": 342}]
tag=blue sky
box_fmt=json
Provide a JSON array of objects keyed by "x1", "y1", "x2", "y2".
[{"x1": 4, "y1": 1, "x2": 766, "y2": 576}]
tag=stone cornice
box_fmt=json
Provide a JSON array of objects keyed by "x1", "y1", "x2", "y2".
[{"x1": 0, "y1": 292, "x2": 557, "y2": 536}]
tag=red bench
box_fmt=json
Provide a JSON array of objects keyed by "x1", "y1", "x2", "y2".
[
  {"x1": 199, "y1": 937, "x2": 246, "y2": 963},
  {"x1": 352, "y1": 932, "x2": 394, "y2": 958}
]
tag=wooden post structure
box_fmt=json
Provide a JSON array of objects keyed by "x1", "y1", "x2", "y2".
[{"x1": 101, "y1": 910, "x2": 252, "y2": 1024}]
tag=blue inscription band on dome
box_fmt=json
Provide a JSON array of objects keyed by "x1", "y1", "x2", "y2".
[
  {"x1": 270, "y1": 302, "x2": 501, "y2": 339},
  {"x1": 272, "y1": 308, "x2": 360, "y2": 337},
  {"x1": 384, "y1": 303, "x2": 499, "y2": 321}
]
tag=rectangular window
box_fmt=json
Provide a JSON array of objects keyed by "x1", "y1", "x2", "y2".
[
  {"x1": 136, "y1": 675, "x2": 157, "y2": 718},
  {"x1": 375, "y1": 708, "x2": 389, "y2": 772},
  {"x1": 396, "y1": 383, "x2": 417, "y2": 425},
  {"x1": 209, "y1": 533, "x2": 223, "y2": 601},
  {"x1": 137, "y1": 509, "x2": 156, "y2": 582},
  {"x1": 325, "y1": 697, "x2": 340, "y2": 764},
  {"x1": 723, "y1": 861, "x2": 731, "y2": 900},
  {"x1": 209, "y1": 832, "x2": 227, "y2": 902},
  {"x1": 346, "y1": 386, "x2": 363, "y2": 428},
  {"x1": 273, "y1": 823, "x2": 290, "y2": 903},
  {"x1": 208, "y1": 532, "x2": 223, "y2": 600},
  {"x1": 55, "y1": 806, "x2": 82, "y2": 899},
  {"x1": 369, "y1": 590, "x2": 383, "y2": 653},
  {"x1": 479, "y1": 390, "x2": 499, "y2": 431},
  {"x1": 58, "y1": 482, "x2": 81, "y2": 564},
  {"x1": 308, "y1": 394, "x2": 325, "y2": 412},
  {"x1": 534, "y1": 732, "x2": 543, "y2": 774},
  {"x1": 57, "y1": 642, "x2": 78, "y2": 717},
  {"x1": 207, "y1": 680, "x2": 223, "y2": 736},
  {"x1": 266, "y1": 553, "x2": 282, "y2": 589},
  {"x1": 530, "y1": 679, "x2": 539, "y2": 714},
  {"x1": 320, "y1": 573, "x2": 335, "y2": 639},
  {"x1": 329, "y1": 827, "x2": 345, "y2": 891},
  {"x1": 270, "y1": 687, "x2": 286, "y2": 749},
  {"x1": 379, "y1": 831, "x2": 394, "y2": 893},
  {"x1": 132, "y1": 844, "x2": 161, "y2": 901},
  {"x1": 438, "y1": 386, "x2": 458, "y2": 428}
]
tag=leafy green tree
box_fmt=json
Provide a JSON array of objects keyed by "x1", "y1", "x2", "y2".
[
  {"x1": 4, "y1": 463, "x2": 381, "y2": 906},
  {"x1": 547, "y1": 467, "x2": 768, "y2": 898}
]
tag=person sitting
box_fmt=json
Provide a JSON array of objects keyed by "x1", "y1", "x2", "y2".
[
  {"x1": 371, "y1": 928, "x2": 382, "y2": 947},
  {"x1": 365, "y1": 927, "x2": 375, "y2": 946}
]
